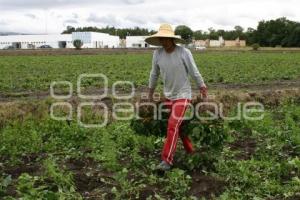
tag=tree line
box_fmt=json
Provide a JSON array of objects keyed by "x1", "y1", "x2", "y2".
[
  {"x1": 62, "y1": 26, "x2": 156, "y2": 39},
  {"x1": 62, "y1": 17, "x2": 300, "y2": 47}
]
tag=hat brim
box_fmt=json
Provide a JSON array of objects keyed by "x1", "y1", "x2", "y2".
[{"x1": 145, "y1": 35, "x2": 185, "y2": 46}]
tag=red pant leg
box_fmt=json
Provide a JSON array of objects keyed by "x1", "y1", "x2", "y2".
[
  {"x1": 178, "y1": 102, "x2": 194, "y2": 153},
  {"x1": 180, "y1": 134, "x2": 194, "y2": 153},
  {"x1": 162, "y1": 99, "x2": 191, "y2": 165},
  {"x1": 164, "y1": 99, "x2": 194, "y2": 154}
]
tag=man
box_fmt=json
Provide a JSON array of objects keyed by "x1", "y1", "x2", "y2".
[{"x1": 145, "y1": 24, "x2": 208, "y2": 171}]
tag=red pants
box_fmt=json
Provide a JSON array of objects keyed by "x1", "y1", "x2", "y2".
[{"x1": 162, "y1": 98, "x2": 194, "y2": 165}]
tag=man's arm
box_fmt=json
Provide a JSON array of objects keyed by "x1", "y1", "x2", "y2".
[
  {"x1": 183, "y1": 48, "x2": 208, "y2": 98},
  {"x1": 148, "y1": 50, "x2": 160, "y2": 101}
]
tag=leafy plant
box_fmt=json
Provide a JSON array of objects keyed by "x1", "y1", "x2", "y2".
[
  {"x1": 16, "y1": 173, "x2": 56, "y2": 199},
  {"x1": 0, "y1": 175, "x2": 12, "y2": 197},
  {"x1": 164, "y1": 169, "x2": 192, "y2": 198},
  {"x1": 130, "y1": 101, "x2": 227, "y2": 169},
  {"x1": 73, "y1": 39, "x2": 83, "y2": 50},
  {"x1": 252, "y1": 43, "x2": 260, "y2": 51},
  {"x1": 112, "y1": 168, "x2": 145, "y2": 199}
]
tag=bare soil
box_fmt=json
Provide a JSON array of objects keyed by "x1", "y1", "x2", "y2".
[
  {"x1": 1, "y1": 78, "x2": 299, "y2": 102},
  {"x1": 228, "y1": 137, "x2": 257, "y2": 160}
]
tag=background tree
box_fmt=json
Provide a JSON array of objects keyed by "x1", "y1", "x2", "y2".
[
  {"x1": 234, "y1": 26, "x2": 244, "y2": 37},
  {"x1": 208, "y1": 28, "x2": 219, "y2": 40},
  {"x1": 245, "y1": 27, "x2": 256, "y2": 45},
  {"x1": 194, "y1": 30, "x2": 209, "y2": 40},
  {"x1": 194, "y1": 30, "x2": 203, "y2": 40},
  {"x1": 62, "y1": 26, "x2": 155, "y2": 39},
  {"x1": 253, "y1": 17, "x2": 300, "y2": 47},
  {"x1": 175, "y1": 25, "x2": 193, "y2": 43},
  {"x1": 73, "y1": 39, "x2": 83, "y2": 50},
  {"x1": 66, "y1": 26, "x2": 75, "y2": 33},
  {"x1": 63, "y1": 17, "x2": 300, "y2": 47},
  {"x1": 286, "y1": 26, "x2": 300, "y2": 47}
]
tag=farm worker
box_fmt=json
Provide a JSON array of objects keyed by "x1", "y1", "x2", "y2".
[{"x1": 145, "y1": 24, "x2": 208, "y2": 171}]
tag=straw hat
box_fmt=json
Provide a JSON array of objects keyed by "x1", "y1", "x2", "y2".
[{"x1": 145, "y1": 23, "x2": 185, "y2": 46}]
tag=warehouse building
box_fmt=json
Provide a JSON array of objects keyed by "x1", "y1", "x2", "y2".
[
  {"x1": 125, "y1": 36, "x2": 151, "y2": 48},
  {"x1": 72, "y1": 32, "x2": 119, "y2": 48},
  {"x1": 0, "y1": 34, "x2": 72, "y2": 49},
  {"x1": 0, "y1": 32, "x2": 120, "y2": 49}
]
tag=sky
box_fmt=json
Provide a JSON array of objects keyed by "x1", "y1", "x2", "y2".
[{"x1": 0, "y1": 0, "x2": 299, "y2": 34}]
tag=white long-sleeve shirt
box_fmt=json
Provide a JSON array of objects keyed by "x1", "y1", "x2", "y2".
[{"x1": 149, "y1": 45, "x2": 205, "y2": 100}]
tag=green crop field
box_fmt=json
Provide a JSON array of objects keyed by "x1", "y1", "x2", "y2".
[
  {"x1": 0, "y1": 51, "x2": 300, "y2": 94},
  {"x1": 0, "y1": 51, "x2": 300, "y2": 199}
]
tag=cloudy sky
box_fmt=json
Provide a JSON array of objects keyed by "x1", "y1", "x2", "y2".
[{"x1": 0, "y1": 0, "x2": 299, "y2": 34}]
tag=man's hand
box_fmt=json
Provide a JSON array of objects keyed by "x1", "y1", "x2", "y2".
[{"x1": 200, "y1": 83, "x2": 208, "y2": 99}]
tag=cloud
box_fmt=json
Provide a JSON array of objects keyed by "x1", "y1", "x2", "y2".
[
  {"x1": 0, "y1": 0, "x2": 299, "y2": 34},
  {"x1": 24, "y1": 13, "x2": 37, "y2": 19},
  {"x1": 64, "y1": 19, "x2": 78, "y2": 24},
  {"x1": 87, "y1": 13, "x2": 121, "y2": 26},
  {"x1": 152, "y1": 16, "x2": 185, "y2": 26},
  {"x1": 124, "y1": 0, "x2": 145, "y2": 4},
  {"x1": 86, "y1": 13, "x2": 102, "y2": 23},
  {"x1": 72, "y1": 13, "x2": 79, "y2": 19},
  {"x1": 125, "y1": 15, "x2": 145, "y2": 25},
  {"x1": 0, "y1": 20, "x2": 7, "y2": 25},
  {"x1": 0, "y1": 0, "x2": 145, "y2": 9}
]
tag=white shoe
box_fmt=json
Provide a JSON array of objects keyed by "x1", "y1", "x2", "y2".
[{"x1": 156, "y1": 161, "x2": 171, "y2": 171}]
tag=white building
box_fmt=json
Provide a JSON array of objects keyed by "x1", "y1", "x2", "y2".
[
  {"x1": 72, "y1": 32, "x2": 119, "y2": 48},
  {"x1": 0, "y1": 34, "x2": 72, "y2": 49},
  {"x1": 0, "y1": 32, "x2": 120, "y2": 49},
  {"x1": 126, "y1": 36, "x2": 152, "y2": 48},
  {"x1": 209, "y1": 36, "x2": 225, "y2": 47}
]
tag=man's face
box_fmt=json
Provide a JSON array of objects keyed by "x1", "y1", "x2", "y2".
[{"x1": 159, "y1": 38, "x2": 175, "y2": 49}]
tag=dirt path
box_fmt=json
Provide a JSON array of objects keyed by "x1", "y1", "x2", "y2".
[
  {"x1": 208, "y1": 78, "x2": 300, "y2": 91},
  {"x1": 1, "y1": 47, "x2": 300, "y2": 57},
  {"x1": 0, "y1": 79, "x2": 299, "y2": 102}
]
